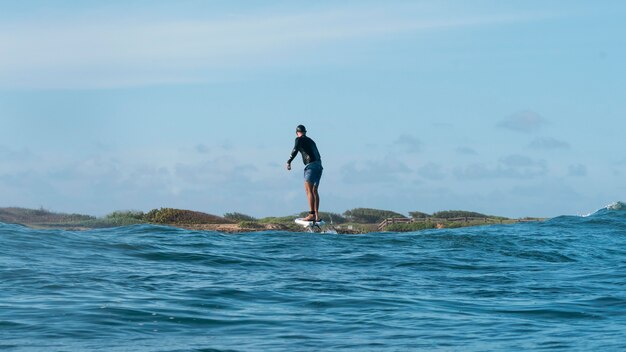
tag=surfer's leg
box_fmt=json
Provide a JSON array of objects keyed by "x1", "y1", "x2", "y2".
[
  {"x1": 313, "y1": 185, "x2": 320, "y2": 221},
  {"x1": 303, "y1": 181, "x2": 316, "y2": 221}
]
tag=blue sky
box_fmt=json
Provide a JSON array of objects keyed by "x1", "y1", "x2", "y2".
[{"x1": 1, "y1": 1, "x2": 624, "y2": 218}]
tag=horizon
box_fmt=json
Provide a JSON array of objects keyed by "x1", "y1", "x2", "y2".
[
  {"x1": 0, "y1": 203, "x2": 554, "y2": 220},
  {"x1": 1, "y1": 1, "x2": 625, "y2": 218}
]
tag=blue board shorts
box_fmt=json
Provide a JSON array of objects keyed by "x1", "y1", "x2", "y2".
[{"x1": 304, "y1": 161, "x2": 323, "y2": 186}]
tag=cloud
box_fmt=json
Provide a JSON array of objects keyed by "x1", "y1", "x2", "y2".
[
  {"x1": 341, "y1": 159, "x2": 412, "y2": 184},
  {"x1": 454, "y1": 154, "x2": 547, "y2": 180},
  {"x1": 195, "y1": 144, "x2": 210, "y2": 154},
  {"x1": 528, "y1": 137, "x2": 570, "y2": 150},
  {"x1": 499, "y1": 154, "x2": 546, "y2": 170},
  {"x1": 393, "y1": 134, "x2": 422, "y2": 154},
  {"x1": 0, "y1": 145, "x2": 38, "y2": 162},
  {"x1": 418, "y1": 162, "x2": 446, "y2": 180},
  {"x1": 174, "y1": 158, "x2": 258, "y2": 186},
  {"x1": 455, "y1": 146, "x2": 478, "y2": 155},
  {"x1": 568, "y1": 164, "x2": 587, "y2": 177},
  {"x1": 0, "y1": 6, "x2": 554, "y2": 89},
  {"x1": 431, "y1": 122, "x2": 454, "y2": 128},
  {"x1": 507, "y1": 181, "x2": 585, "y2": 216},
  {"x1": 497, "y1": 110, "x2": 547, "y2": 133},
  {"x1": 0, "y1": 141, "x2": 291, "y2": 215}
]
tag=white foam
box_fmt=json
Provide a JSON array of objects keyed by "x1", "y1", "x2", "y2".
[
  {"x1": 605, "y1": 201, "x2": 625, "y2": 211},
  {"x1": 583, "y1": 201, "x2": 625, "y2": 217}
]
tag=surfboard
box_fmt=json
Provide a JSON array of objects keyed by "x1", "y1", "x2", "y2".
[{"x1": 294, "y1": 218, "x2": 326, "y2": 228}]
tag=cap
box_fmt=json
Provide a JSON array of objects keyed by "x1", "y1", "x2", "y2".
[{"x1": 296, "y1": 125, "x2": 307, "y2": 133}]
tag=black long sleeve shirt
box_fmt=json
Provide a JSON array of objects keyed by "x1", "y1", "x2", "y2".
[{"x1": 287, "y1": 135, "x2": 321, "y2": 166}]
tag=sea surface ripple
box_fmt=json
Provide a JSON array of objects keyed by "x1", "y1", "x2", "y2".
[{"x1": 2, "y1": 203, "x2": 626, "y2": 351}]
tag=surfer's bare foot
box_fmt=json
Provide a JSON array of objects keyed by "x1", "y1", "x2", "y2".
[{"x1": 303, "y1": 214, "x2": 315, "y2": 221}]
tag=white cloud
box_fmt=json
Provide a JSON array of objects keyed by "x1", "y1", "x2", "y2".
[
  {"x1": 0, "y1": 145, "x2": 45, "y2": 176},
  {"x1": 455, "y1": 146, "x2": 478, "y2": 155},
  {"x1": 341, "y1": 158, "x2": 413, "y2": 184},
  {"x1": 194, "y1": 144, "x2": 211, "y2": 154},
  {"x1": 0, "y1": 145, "x2": 38, "y2": 163},
  {"x1": 0, "y1": 6, "x2": 553, "y2": 89},
  {"x1": 497, "y1": 110, "x2": 547, "y2": 133},
  {"x1": 418, "y1": 162, "x2": 446, "y2": 180},
  {"x1": 528, "y1": 137, "x2": 570, "y2": 150},
  {"x1": 393, "y1": 134, "x2": 422, "y2": 154},
  {"x1": 0, "y1": 141, "x2": 292, "y2": 216},
  {"x1": 454, "y1": 154, "x2": 548, "y2": 180},
  {"x1": 568, "y1": 164, "x2": 587, "y2": 177}
]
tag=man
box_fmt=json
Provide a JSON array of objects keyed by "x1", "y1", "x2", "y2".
[{"x1": 286, "y1": 125, "x2": 323, "y2": 222}]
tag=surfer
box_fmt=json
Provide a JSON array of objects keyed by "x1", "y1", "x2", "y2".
[{"x1": 286, "y1": 125, "x2": 323, "y2": 222}]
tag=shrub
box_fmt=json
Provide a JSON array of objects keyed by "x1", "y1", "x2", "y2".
[
  {"x1": 432, "y1": 210, "x2": 489, "y2": 219},
  {"x1": 238, "y1": 221, "x2": 263, "y2": 229},
  {"x1": 258, "y1": 216, "x2": 296, "y2": 224},
  {"x1": 106, "y1": 210, "x2": 145, "y2": 220},
  {"x1": 32, "y1": 206, "x2": 51, "y2": 216},
  {"x1": 144, "y1": 208, "x2": 231, "y2": 224},
  {"x1": 442, "y1": 221, "x2": 467, "y2": 229},
  {"x1": 297, "y1": 211, "x2": 347, "y2": 224},
  {"x1": 0, "y1": 207, "x2": 95, "y2": 224},
  {"x1": 409, "y1": 211, "x2": 431, "y2": 219},
  {"x1": 224, "y1": 212, "x2": 257, "y2": 222},
  {"x1": 101, "y1": 210, "x2": 146, "y2": 226},
  {"x1": 386, "y1": 222, "x2": 436, "y2": 232},
  {"x1": 343, "y1": 208, "x2": 406, "y2": 224}
]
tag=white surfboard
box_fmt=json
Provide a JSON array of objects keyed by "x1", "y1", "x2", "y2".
[{"x1": 294, "y1": 218, "x2": 326, "y2": 228}]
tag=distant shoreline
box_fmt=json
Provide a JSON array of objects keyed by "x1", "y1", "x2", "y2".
[{"x1": 0, "y1": 207, "x2": 546, "y2": 234}]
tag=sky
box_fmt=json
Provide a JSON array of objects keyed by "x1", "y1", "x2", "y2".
[{"x1": 1, "y1": 0, "x2": 625, "y2": 218}]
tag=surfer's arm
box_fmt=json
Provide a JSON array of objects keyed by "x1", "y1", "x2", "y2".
[{"x1": 287, "y1": 138, "x2": 300, "y2": 165}]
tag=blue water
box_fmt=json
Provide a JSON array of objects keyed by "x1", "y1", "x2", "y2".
[{"x1": 2, "y1": 203, "x2": 626, "y2": 351}]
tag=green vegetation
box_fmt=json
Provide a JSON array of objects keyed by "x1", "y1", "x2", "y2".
[
  {"x1": 409, "y1": 211, "x2": 431, "y2": 219},
  {"x1": 431, "y1": 210, "x2": 489, "y2": 219},
  {"x1": 297, "y1": 211, "x2": 347, "y2": 224},
  {"x1": 386, "y1": 222, "x2": 436, "y2": 232},
  {"x1": 0, "y1": 208, "x2": 149, "y2": 228},
  {"x1": 385, "y1": 218, "x2": 514, "y2": 233},
  {"x1": 144, "y1": 208, "x2": 231, "y2": 224},
  {"x1": 99, "y1": 211, "x2": 147, "y2": 227},
  {"x1": 256, "y1": 215, "x2": 300, "y2": 232},
  {"x1": 238, "y1": 220, "x2": 264, "y2": 229},
  {"x1": 343, "y1": 208, "x2": 406, "y2": 224},
  {"x1": 0, "y1": 207, "x2": 97, "y2": 228},
  {"x1": 0, "y1": 207, "x2": 95, "y2": 224},
  {"x1": 258, "y1": 215, "x2": 296, "y2": 225},
  {"x1": 224, "y1": 212, "x2": 257, "y2": 222},
  {"x1": 0, "y1": 206, "x2": 539, "y2": 233},
  {"x1": 257, "y1": 215, "x2": 292, "y2": 223}
]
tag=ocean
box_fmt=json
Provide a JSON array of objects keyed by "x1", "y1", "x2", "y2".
[{"x1": 2, "y1": 202, "x2": 626, "y2": 351}]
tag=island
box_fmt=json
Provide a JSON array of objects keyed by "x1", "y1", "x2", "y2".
[{"x1": 0, "y1": 206, "x2": 545, "y2": 234}]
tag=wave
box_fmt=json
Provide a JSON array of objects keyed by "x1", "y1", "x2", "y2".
[
  {"x1": 590, "y1": 201, "x2": 626, "y2": 215},
  {"x1": 580, "y1": 201, "x2": 626, "y2": 225},
  {"x1": 551, "y1": 201, "x2": 626, "y2": 220},
  {"x1": 576, "y1": 201, "x2": 625, "y2": 217},
  {"x1": 3, "y1": 205, "x2": 626, "y2": 351},
  {"x1": 2, "y1": 201, "x2": 625, "y2": 235}
]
